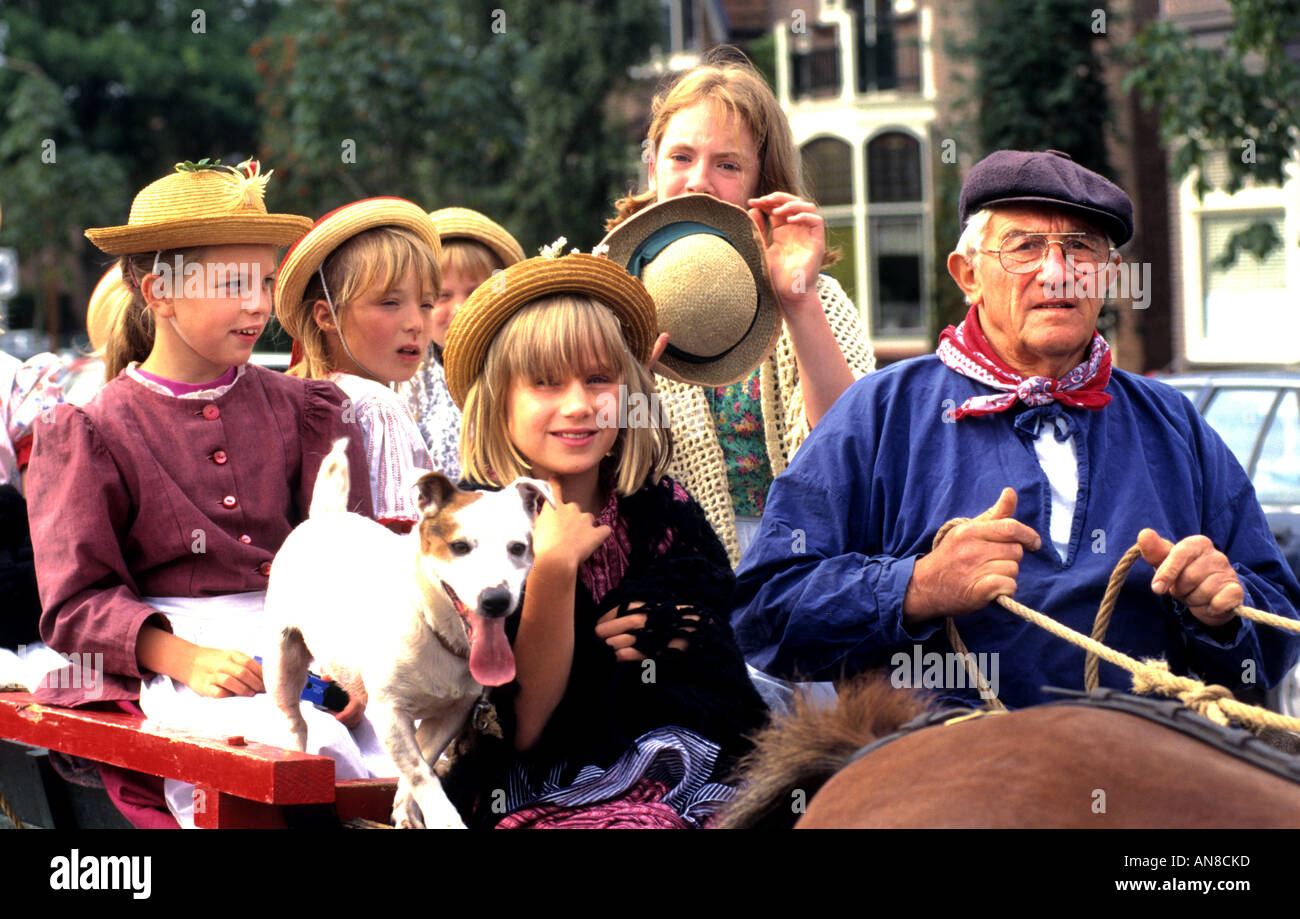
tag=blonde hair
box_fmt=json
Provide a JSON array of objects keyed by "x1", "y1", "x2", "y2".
[
  {"x1": 459, "y1": 295, "x2": 671, "y2": 496},
  {"x1": 287, "y1": 226, "x2": 441, "y2": 379},
  {"x1": 102, "y1": 248, "x2": 206, "y2": 381},
  {"x1": 609, "y1": 47, "x2": 808, "y2": 230},
  {"x1": 442, "y1": 238, "x2": 503, "y2": 285}
]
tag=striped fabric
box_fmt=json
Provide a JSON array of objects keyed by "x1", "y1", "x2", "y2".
[{"x1": 495, "y1": 726, "x2": 736, "y2": 829}]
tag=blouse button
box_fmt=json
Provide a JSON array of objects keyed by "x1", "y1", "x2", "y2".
[
  {"x1": 239, "y1": 534, "x2": 251, "y2": 545},
  {"x1": 202, "y1": 404, "x2": 220, "y2": 420},
  {"x1": 222, "y1": 495, "x2": 237, "y2": 509},
  {"x1": 213, "y1": 450, "x2": 229, "y2": 465},
  {"x1": 258, "y1": 561, "x2": 272, "y2": 577}
]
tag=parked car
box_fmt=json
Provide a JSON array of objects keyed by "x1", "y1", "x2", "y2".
[{"x1": 1159, "y1": 370, "x2": 1300, "y2": 715}]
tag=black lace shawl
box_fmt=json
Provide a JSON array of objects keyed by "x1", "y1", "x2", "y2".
[{"x1": 444, "y1": 476, "x2": 768, "y2": 824}]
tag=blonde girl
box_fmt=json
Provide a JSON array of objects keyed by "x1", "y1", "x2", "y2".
[
  {"x1": 275, "y1": 198, "x2": 441, "y2": 530},
  {"x1": 27, "y1": 160, "x2": 375, "y2": 827},
  {"x1": 441, "y1": 250, "x2": 766, "y2": 829},
  {"x1": 401, "y1": 207, "x2": 524, "y2": 479}
]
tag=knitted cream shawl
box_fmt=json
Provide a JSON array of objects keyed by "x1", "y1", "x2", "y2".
[{"x1": 657, "y1": 275, "x2": 876, "y2": 566}]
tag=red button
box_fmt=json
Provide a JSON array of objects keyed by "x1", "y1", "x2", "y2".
[
  {"x1": 258, "y1": 561, "x2": 272, "y2": 577},
  {"x1": 239, "y1": 535, "x2": 251, "y2": 545},
  {"x1": 202, "y1": 404, "x2": 220, "y2": 420},
  {"x1": 213, "y1": 450, "x2": 228, "y2": 465},
  {"x1": 222, "y1": 495, "x2": 237, "y2": 508}
]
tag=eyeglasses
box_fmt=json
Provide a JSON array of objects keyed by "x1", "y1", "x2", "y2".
[{"x1": 980, "y1": 232, "x2": 1115, "y2": 275}]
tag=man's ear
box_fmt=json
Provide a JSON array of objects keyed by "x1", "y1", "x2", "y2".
[
  {"x1": 947, "y1": 251, "x2": 981, "y2": 306},
  {"x1": 141, "y1": 273, "x2": 175, "y2": 319},
  {"x1": 312, "y1": 299, "x2": 337, "y2": 333}
]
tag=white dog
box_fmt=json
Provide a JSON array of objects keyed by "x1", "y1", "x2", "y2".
[{"x1": 263, "y1": 440, "x2": 548, "y2": 828}]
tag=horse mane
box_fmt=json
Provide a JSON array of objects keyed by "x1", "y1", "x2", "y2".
[{"x1": 716, "y1": 672, "x2": 934, "y2": 829}]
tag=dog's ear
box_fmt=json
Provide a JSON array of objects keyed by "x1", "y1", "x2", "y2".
[
  {"x1": 415, "y1": 472, "x2": 459, "y2": 516},
  {"x1": 510, "y1": 477, "x2": 554, "y2": 521}
]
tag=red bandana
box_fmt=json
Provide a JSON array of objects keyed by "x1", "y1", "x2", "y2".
[{"x1": 936, "y1": 305, "x2": 1112, "y2": 420}]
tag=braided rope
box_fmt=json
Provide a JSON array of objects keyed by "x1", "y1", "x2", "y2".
[
  {"x1": 0, "y1": 784, "x2": 24, "y2": 829},
  {"x1": 935, "y1": 518, "x2": 1300, "y2": 733}
]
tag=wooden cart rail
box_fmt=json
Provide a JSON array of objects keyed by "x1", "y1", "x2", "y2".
[{"x1": 0, "y1": 692, "x2": 396, "y2": 828}]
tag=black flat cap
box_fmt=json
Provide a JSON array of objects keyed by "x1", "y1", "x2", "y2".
[{"x1": 959, "y1": 149, "x2": 1133, "y2": 245}]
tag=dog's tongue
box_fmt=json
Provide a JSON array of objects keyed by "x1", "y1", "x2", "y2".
[{"x1": 468, "y1": 612, "x2": 515, "y2": 686}]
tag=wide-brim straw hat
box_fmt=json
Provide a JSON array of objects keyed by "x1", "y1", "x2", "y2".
[
  {"x1": 86, "y1": 265, "x2": 133, "y2": 352},
  {"x1": 85, "y1": 160, "x2": 311, "y2": 255},
  {"x1": 600, "y1": 193, "x2": 780, "y2": 387},
  {"x1": 443, "y1": 251, "x2": 656, "y2": 408},
  {"x1": 429, "y1": 207, "x2": 525, "y2": 268},
  {"x1": 274, "y1": 197, "x2": 443, "y2": 341}
]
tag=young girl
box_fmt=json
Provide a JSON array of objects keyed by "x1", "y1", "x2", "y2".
[
  {"x1": 441, "y1": 248, "x2": 767, "y2": 828},
  {"x1": 275, "y1": 198, "x2": 440, "y2": 531},
  {"x1": 26, "y1": 160, "x2": 378, "y2": 827},
  {"x1": 401, "y1": 207, "x2": 524, "y2": 480}
]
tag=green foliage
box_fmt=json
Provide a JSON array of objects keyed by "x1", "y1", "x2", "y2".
[
  {"x1": 957, "y1": 0, "x2": 1113, "y2": 178},
  {"x1": 1125, "y1": 0, "x2": 1300, "y2": 262},
  {"x1": 258, "y1": 0, "x2": 661, "y2": 255}
]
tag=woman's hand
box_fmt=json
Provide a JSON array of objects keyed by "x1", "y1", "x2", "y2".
[
  {"x1": 748, "y1": 192, "x2": 825, "y2": 318},
  {"x1": 595, "y1": 603, "x2": 696, "y2": 662},
  {"x1": 532, "y1": 479, "x2": 612, "y2": 574}
]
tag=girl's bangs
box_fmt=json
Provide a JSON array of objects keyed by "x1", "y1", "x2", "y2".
[
  {"x1": 503, "y1": 297, "x2": 627, "y2": 384},
  {"x1": 339, "y1": 227, "x2": 440, "y2": 298}
]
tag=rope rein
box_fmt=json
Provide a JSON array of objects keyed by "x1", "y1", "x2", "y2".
[{"x1": 935, "y1": 518, "x2": 1300, "y2": 733}]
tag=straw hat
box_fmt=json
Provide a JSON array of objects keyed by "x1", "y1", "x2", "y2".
[
  {"x1": 600, "y1": 193, "x2": 780, "y2": 387},
  {"x1": 443, "y1": 250, "x2": 656, "y2": 408},
  {"x1": 85, "y1": 160, "x2": 311, "y2": 255},
  {"x1": 429, "y1": 207, "x2": 525, "y2": 267},
  {"x1": 274, "y1": 197, "x2": 443, "y2": 342},
  {"x1": 86, "y1": 265, "x2": 133, "y2": 352}
]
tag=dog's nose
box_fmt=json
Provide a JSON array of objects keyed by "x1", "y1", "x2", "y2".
[{"x1": 478, "y1": 587, "x2": 512, "y2": 618}]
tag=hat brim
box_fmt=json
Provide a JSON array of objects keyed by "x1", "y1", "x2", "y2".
[
  {"x1": 975, "y1": 195, "x2": 1130, "y2": 246},
  {"x1": 429, "y1": 208, "x2": 526, "y2": 268},
  {"x1": 84, "y1": 215, "x2": 313, "y2": 256},
  {"x1": 444, "y1": 253, "x2": 656, "y2": 409},
  {"x1": 601, "y1": 194, "x2": 781, "y2": 387},
  {"x1": 274, "y1": 198, "x2": 443, "y2": 340}
]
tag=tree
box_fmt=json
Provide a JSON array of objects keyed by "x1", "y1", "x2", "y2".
[
  {"x1": 963, "y1": 0, "x2": 1113, "y2": 178},
  {"x1": 0, "y1": 0, "x2": 283, "y2": 341},
  {"x1": 1125, "y1": 0, "x2": 1300, "y2": 265},
  {"x1": 256, "y1": 0, "x2": 661, "y2": 255}
]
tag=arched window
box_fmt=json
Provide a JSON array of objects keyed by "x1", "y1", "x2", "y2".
[
  {"x1": 801, "y1": 137, "x2": 854, "y2": 207},
  {"x1": 867, "y1": 132, "x2": 921, "y2": 202}
]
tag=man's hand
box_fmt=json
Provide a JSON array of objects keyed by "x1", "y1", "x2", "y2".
[
  {"x1": 903, "y1": 488, "x2": 1042, "y2": 623},
  {"x1": 1138, "y1": 528, "x2": 1243, "y2": 627}
]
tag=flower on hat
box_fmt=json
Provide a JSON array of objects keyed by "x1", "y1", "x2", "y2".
[
  {"x1": 539, "y1": 237, "x2": 568, "y2": 259},
  {"x1": 171, "y1": 157, "x2": 272, "y2": 212}
]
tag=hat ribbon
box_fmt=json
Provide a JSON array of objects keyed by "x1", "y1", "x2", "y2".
[{"x1": 627, "y1": 221, "x2": 761, "y2": 365}]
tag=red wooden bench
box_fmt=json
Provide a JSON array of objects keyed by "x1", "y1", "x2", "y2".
[{"x1": 0, "y1": 692, "x2": 397, "y2": 828}]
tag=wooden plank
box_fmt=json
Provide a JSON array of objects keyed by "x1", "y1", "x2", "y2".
[
  {"x1": 0, "y1": 693, "x2": 334, "y2": 806},
  {"x1": 333, "y1": 778, "x2": 398, "y2": 824}
]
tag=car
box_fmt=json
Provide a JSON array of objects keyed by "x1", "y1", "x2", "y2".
[{"x1": 1159, "y1": 370, "x2": 1300, "y2": 715}]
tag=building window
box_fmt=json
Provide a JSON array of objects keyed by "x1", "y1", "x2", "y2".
[
  {"x1": 802, "y1": 137, "x2": 854, "y2": 206},
  {"x1": 865, "y1": 132, "x2": 925, "y2": 337},
  {"x1": 801, "y1": 136, "x2": 856, "y2": 304},
  {"x1": 851, "y1": 0, "x2": 921, "y2": 94},
  {"x1": 789, "y1": 24, "x2": 842, "y2": 99},
  {"x1": 1200, "y1": 210, "x2": 1289, "y2": 344}
]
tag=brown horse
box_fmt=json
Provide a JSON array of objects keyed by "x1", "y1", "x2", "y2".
[{"x1": 716, "y1": 674, "x2": 1300, "y2": 828}]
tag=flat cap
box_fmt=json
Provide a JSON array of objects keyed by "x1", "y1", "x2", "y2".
[{"x1": 959, "y1": 149, "x2": 1133, "y2": 245}]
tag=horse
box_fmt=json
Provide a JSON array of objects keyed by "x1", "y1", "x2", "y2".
[{"x1": 715, "y1": 674, "x2": 1300, "y2": 828}]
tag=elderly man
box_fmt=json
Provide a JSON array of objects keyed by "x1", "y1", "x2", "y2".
[{"x1": 730, "y1": 149, "x2": 1300, "y2": 708}]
